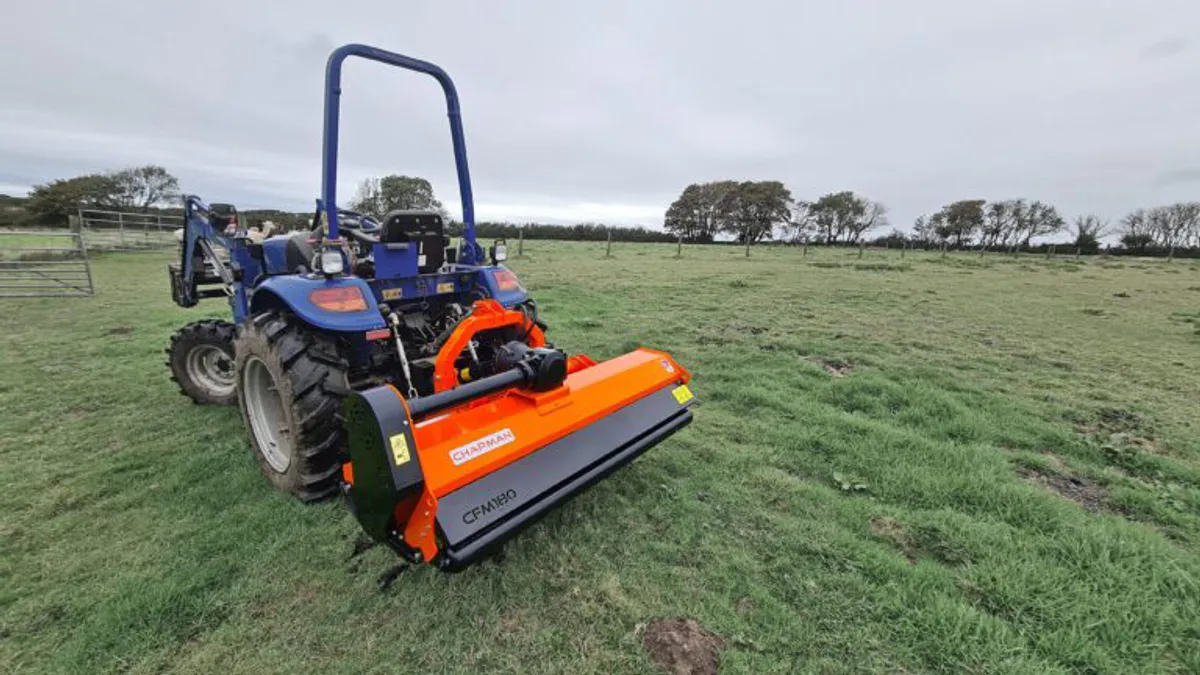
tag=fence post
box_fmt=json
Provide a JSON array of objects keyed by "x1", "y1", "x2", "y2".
[
  {"x1": 605, "y1": 229, "x2": 612, "y2": 258},
  {"x1": 900, "y1": 241, "x2": 906, "y2": 259},
  {"x1": 979, "y1": 244, "x2": 985, "y2": 259},
  {"x1": 76, "y1": 226, "x2": 95, "y2": 295},
  {"x1": 117, "y1": 212, "x2": 125, "y2": 248},
  {"x1": 1075, "y1": 245, "x2": 1082, "y2": 260},
  {"x1": 941, "y1": 243, "x2": 947, "y2": 259},
  {"x1": 676, "y1": 233, "x2": 682, "y2": 259},
  {"x1": 1046, "y1": 245, "x2": 1053, "y2": 260},
  {"x1": 1168, "y1": 244, "x2": 1175, "y2": 263},
  {"x1": 858, "y1": 243, "x2": 865, "y2": 259},
  {"x1": 745, "y1": 238, "x2": 750, "y2": 257},
  {"x1": 803, "y1": 240, "x2": 809, "y2": 259},
  {"x1": 518, "y1": 228, "x2": 524, "y2": 257}
]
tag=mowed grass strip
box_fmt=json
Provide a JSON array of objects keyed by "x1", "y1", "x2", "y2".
[{"x1": 1, "y1": 243, "x2": 1198, "y2": 674}]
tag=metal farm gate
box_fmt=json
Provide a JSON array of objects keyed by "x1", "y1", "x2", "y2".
[
  {"x1": 0, "y1": 230, "x2": 94, "y2": 298},
  {"x1": 77, "y1": 209, "x2": 182, "y2": 251}
]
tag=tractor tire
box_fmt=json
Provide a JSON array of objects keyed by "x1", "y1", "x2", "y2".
[
  {"x1": 233, "y1": 311, "x2": 349, "y2": 502},
  {"x1": 167, "y1": 319, "x2": 237, "y2": 405}
]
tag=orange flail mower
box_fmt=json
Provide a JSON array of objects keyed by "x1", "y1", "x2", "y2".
[{"x1": 343, "y1": 299, "x2": 695, "y2": 569}]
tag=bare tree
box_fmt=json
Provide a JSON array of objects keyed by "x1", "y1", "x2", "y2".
[
  {"x1": 1070, "y1": 214, "x2": 1109, "y2": 254},
  {"x1": 1147, "y1": 202, "x2": 1200, "y2": 259}
]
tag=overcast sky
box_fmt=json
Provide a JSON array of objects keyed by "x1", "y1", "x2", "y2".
[{"x1": 1, "y1": 1, "x2": 1197, "y2": 229}]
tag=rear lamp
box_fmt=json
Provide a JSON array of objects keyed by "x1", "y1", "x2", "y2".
[
  {"x1": 309, "y1": 286, "x2": 368, "y2": 312},
  {"x1": 492, "y1": 269, "x2": 523, "y2": 292}
]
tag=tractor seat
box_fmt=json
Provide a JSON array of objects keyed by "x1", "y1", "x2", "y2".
[
  {"x1": 285, "y1": 233, "x2": 316, "y2": 273},
  {"x1": 381, "y1": 210, "x2": 447, "y2": 273}
]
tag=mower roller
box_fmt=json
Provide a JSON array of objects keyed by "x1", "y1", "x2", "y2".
[{"x1": 165, "y1": 44, "x2": 695, "y2": 569}]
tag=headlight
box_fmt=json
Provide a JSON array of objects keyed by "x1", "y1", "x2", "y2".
[
  {"x1": 491, "y1": 239, "x2": 508, "y2": 263},
  {"x1": 319, "y1": 248, "x2": 345, "y2": 276}
]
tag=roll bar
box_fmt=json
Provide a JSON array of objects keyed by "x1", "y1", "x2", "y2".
[{"x1": 321, "y1": 44, "x2": 480, "y2": 264}]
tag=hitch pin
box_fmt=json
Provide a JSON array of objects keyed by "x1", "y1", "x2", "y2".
[
  {"x1": 467, "y1": 339, "x2": 481, "y2": 364},
  {"x1": 388, "y1": 312, "x2": 419, "y2": 399}
]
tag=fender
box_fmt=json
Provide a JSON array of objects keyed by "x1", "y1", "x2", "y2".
[
  {"x1": 249, "y1": 275, "x2": 387, "y2": 332},
  {"x1": 475, "y1": 265, "x2": 528, "y2": 307}
]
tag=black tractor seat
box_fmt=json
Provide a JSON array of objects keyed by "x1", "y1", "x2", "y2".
[{"x1": 285, "y1": 233, "x2": 316, "y2": 273}]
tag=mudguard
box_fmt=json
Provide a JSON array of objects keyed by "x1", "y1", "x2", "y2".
[
  {"x1": 249, "y1": 275, "x2": 386, "y2": 332},
  {"x1": 476, "y1": 266, "x2": 528, "y2": 307}
]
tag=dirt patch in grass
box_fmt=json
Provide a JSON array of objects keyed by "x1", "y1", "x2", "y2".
[
  {"x1": 853, "y1": 262, "x2": 910, "y2": 272},
  {"x1": 730, "y1": 321, "x2": 768, "y2": 335},
  {"x1": 810, "y1": 357, "x2": 853, "y2": 377},
  {"x1": 640, "y1": 618, "x2": 725, "y2": 675},
  {"x1": 1097, "y1": 407, "x2": 1144, "y2": 433},
  {"x1": 1018, "y1": 467, "x2": 1115, "y2": 514},
  {"x1": 1071, "y1": 407, "x2": 1160, "y2": 454},
  {"x1": 870, "y1": 516, "x2": 917, "y2": 564},
  {"x1": 105, "y1": 326, "x2": 134, "y2": 336}
]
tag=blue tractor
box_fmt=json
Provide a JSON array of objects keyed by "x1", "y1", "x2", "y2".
[{"x1": 167, "y1": 44, "x2": 695, "y2": 568}]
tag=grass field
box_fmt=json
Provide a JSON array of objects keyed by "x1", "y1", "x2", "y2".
[{"x1": 2, "y1": 242, "x2": 1199, "y2": 674}]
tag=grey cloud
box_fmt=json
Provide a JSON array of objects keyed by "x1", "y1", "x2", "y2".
[
  {"x1": 1155, "y1": 168, "x2": 1200, "y2": 187},
  {"x1": 2, "y1": 0, "x2": 1200, "y2": 228},
  {"x1": 1140, "y1": 36, "x2": 1189, "y2": 60}
]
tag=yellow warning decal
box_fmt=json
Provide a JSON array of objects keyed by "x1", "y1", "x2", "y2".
[
  {"x1": 436, "y1": 282, "x2": 455, "y2": 294},
  {"x1": 381, "y1": 287, "x2": 403, "y2": 301},
  {"x1": 389, "y1": 433, "x2": 411, "y2": 465},
  {"x1": 672, "y1": 384, "x2": 694, "y2": 405}
]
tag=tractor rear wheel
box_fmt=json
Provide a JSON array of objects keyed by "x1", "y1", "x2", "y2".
[
  {"x1": 234, "y1": 311, "x2": 349, "y2": 501},
  {"x1": 167, "y1": 319, "x2": 237, "y2": 405}
]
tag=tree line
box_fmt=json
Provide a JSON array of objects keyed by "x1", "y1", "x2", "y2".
[
  {"x1": 664, "y1": 180, "x2": 1200, "y2": 258},
  {"x1": 1, "y1": 169, "x2": 672, "y2": 243},
  {"x1": 5, "y1": 167, "x2": 1200, "y2": 257},
  {"x1": 906, "y1": 199, "x2": 1200, "y2": 257},
  {"x1": 7, "y1": 166, "x2": 182, "y2": 225},
  {"x1": 665, "y1": 181, "x2": 888, "y2": 245}
]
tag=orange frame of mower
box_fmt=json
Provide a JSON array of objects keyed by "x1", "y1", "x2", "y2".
[{"x1": 431, "y1": 299, "x2": 546, "y2": 393}]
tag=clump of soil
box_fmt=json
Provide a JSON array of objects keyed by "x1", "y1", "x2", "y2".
[
  {"x1": 810, "y1": 357, "x2": 853, "y2": 377},
  {"x1": 1018, "y1": 467, "x2": 1114, "y2": 514},
  {"x1": 105, "y1": 326, "x2": 134, "y2": 335},
  {"x1": 640, "y1": 618, "x2": 725, "y2": 675}
]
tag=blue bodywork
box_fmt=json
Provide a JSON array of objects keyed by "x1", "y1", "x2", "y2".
[{"x1": 174, "y1": 44, "x2": 525, "y2": 337}]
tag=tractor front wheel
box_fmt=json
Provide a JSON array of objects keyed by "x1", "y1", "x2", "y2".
[
  {"x1": 167, "y1": 320, "x2": 237, "y2": 405},
  {"x1": 234, "y1": 311, "x2": 349, "y2": 501}
]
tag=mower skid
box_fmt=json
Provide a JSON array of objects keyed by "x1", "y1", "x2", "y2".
[{"x1": 435, "y1": 383, "x2": 693, "y2": 568}]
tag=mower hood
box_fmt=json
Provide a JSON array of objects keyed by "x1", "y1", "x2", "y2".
[{"x1": 342, "y1": 348, "x2": 695, "y2": 569}]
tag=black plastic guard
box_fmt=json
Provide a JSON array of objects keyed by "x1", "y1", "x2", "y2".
[
  {"x1": 434, "y1": 385, "x2": 694, "y2": 569},
  {"x1": 343, "y1": 386, "x2": 424, "y2": 541}
]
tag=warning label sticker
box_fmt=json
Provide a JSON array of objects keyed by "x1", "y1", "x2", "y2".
[
  {"x1": 672, "y1": 385, "x2": 694, "y2": 405},
  {"x1": 389, "y1": 433, "x2": 411, "y2": 465},
  {"x1": 449, "y1": 428, "x2": 516, "y2": 466}
]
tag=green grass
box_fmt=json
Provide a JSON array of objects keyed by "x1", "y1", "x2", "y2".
[{"x1": 2, "y1": 243, "x2": 1199, "y2": 674}]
